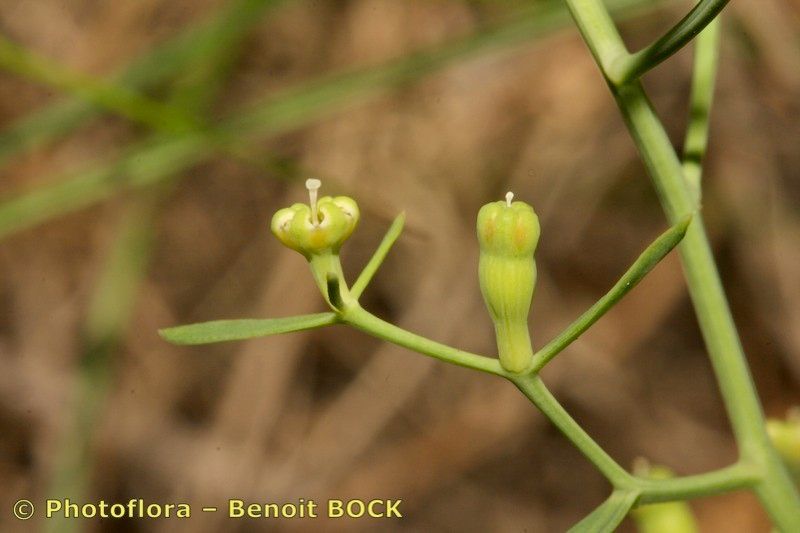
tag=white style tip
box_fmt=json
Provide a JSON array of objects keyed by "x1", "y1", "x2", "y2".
[
  {"x1": 306, "y1": 178, "x2": 322, "y2": 226},
  {"x1": 505, "y1": 191, "x2": 514, "y2": 207}
]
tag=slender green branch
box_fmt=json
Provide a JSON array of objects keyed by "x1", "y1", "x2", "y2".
[
  {"x1": 682, "y1": 18, "x2": 721, "y2": 201},
  {"x1": 529, "y1": 215, "x2": 690, "y2": 373},
  {"x1": 565, "y1": 0, "x2": 800, "y2": 527},
  {"x1": 512, "y1": 374, "x2": 634, "y2": 487},
  {"x1": 159, "y1": 312, "x2": 339, "y2": 345},
  {"x1": 352, "y1": 212, "x2": 406, "y2": 299},
  {"x1": 47, "y1": 191, "x2": 162, "y2": 533},
  {"x1": 0, "y1": 0, "x2": 284, "y2": 165},
  {"x1": 635, "y1": 462, "x2": 760, "y2": 504},
  {"x1": 609, "y1": 0, "x2": 729, "y2": 84},
  {"x1": 342, "y1": 305, "x2": 506, "y2": 376},
  {"x1": 0, "y1": 0, "x2": 666, "y2": 240},
  {"x1": 167, "y1": 0, "x2": 289, "y2": 112}
]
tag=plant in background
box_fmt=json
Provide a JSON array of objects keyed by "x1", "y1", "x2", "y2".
[
  {"x1": 161, "y1": 1, "x2": 800, "y2": 530},
  {"x1": 0, "y1": 0, "x2": 793, "y2": 530}
]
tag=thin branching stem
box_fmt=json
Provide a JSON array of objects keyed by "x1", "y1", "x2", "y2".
[
  {"x1": 513, "y1": 375, "x2": 635, "y2": 487},
  {"x1": 352, "y1": 212, "x2": 406, "y2": 299},
  {"x1": 609, "y1": 0, "x2": 729, "y2": 84},
  {"x1": 635, "y1": 462, "x2": 760, "y2": 504},
  {"x1": 682, "y1": 18, "x2": 721, "y2": 200},
  {"x1": 342, "y1": 305, "x2": 506, "y2": 376}
]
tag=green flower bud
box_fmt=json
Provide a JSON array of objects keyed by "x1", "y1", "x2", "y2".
[
  {"x1": 631, "y1": 461, "x2": 699, "y2": 533},
  {"x1": 270, "y1": 179, "x2": 359, "y2": 311},
  {"x1": 477, "y1": 192, "x2": 540, "y2": 373},
  {"x1": 271, "y1": 179, "x2": 359, "y2": 259},
  {"x1": 767, "y1": 408, "x2": 800, "y2": 480}
]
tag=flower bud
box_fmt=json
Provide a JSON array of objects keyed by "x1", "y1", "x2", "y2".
[
  {"x1": 632, "y1": 462, "x2": 699, "y2": 533},
  {"x1": 271, "y1": 179, "x2": 359, "y2": 260},
  {"x1": 767, "y1": 408, "x2": 800, "y2": 480},
  {"x1": 477, "y1": 192, "x2": 540, "y2": 373}
]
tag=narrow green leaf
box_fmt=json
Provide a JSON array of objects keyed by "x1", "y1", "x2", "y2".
[
  {"x1": 609, "y1": 0, "x2": 728, "y2": 84},
  {"x1": 159, "y1": 312, "x2": 338, "y2": 345},
  {"x1": 530, "y1": 215, "x2": 691, "y2": 372},
  {"x1": 352, "y1": 212, "x2": 405, "y2": 298},
  {"x1": 569, "y1": 490, "x2": 639, "y2": 533}
]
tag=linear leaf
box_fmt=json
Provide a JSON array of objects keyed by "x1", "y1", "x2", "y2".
[{"x1": 159, "y1": 312, "x2": 338, "y2": 345}]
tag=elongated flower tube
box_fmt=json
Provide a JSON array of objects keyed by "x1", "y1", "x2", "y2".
[
  {"x1": 477, "y1": 192, "x2": 539, "y2": 373},
  {"x1": 271, "y1": 179, "x2": 359, "y2": 309}
]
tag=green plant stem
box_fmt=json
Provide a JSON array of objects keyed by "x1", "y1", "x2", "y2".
[
  {"x1": 682, "y1": 18, "x2": 720, "y2": 200},
  {"x1": 351, "y1": 212, "x2": 406, "y2": 299},
  {"x1": 515, "y1": 375, "x2": 759, "y2": 506},
  {"x1": 530, "y1": 215, "x2": 689, "y2": 373},
  {"x1": 513, "y1": 374, "x2": 634, "y2": 486},
  {"x1": 635, "y1": 462, "x2": 759, "y2": 504},
  {"x1": 342, "y1": 305, "x2": 505, "y2": 376},
  {"x1": 609, "y1": 0, "x2": 730, "y2": 84},
  {"x1": 564, "y1": 0, "x2": 800, "y2": 528}
]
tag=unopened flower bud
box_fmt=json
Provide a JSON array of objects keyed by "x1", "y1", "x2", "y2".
[
  {"x1": 632, "y1": 461, "x2": 699, "y2": 533},
  {"x1": 477, "y1": 192, "x2": 540, "y2": 373},
  {"x1": 767, "y1": 408, "x2": 800, "y2": 477}
]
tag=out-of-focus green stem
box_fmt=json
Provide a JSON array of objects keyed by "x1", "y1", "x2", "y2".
[
  {"x1": 0, "y1": 34, "x2": 199, "y2": 134},
  {"x1": 513, "y1": 375, "x2": 634, "y2": 486},
  {"x1": 342, "y1": 305, "x2": 506, "y2": 376}
]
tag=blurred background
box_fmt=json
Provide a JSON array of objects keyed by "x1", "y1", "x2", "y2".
[{"x1": 0, "y1": 0, "x2": 798, "y2": 531}]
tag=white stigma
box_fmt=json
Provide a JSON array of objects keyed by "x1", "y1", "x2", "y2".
[
  {"x1": 306, "y1": 178, "x2": 322, "y2": 225},
  {"x1": 505, "y1": 191, "x2": 514, "y2": 207}
]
